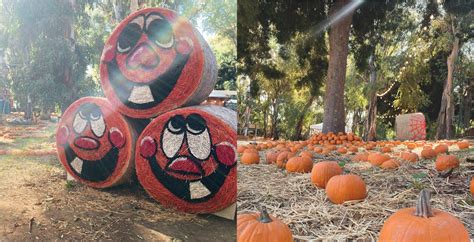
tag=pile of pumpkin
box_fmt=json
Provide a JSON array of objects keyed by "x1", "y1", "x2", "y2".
[{"x1": 237, "y1": 133, "x2": 473, "y2": 241}]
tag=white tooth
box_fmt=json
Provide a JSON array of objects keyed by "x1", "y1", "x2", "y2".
[
  {"x1": 128, "y1": 85, "x2": 154, "y2": 104},
  {"x1": 189, "y1": 181, "x2": 211, "y2": 199},
  {"x1": 71, "y1": 157, "x2": 83, "y2": 174}
]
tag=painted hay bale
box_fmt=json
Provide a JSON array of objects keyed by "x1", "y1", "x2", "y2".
[
  {"x1": 395, "y1": 113, "x2": 426, "y2": 141},
  {"x1": 56, "y1": 97, "x2": 139, "y2": 188},
  {"x1": 135, "y1": 105, "x2": 236, "y2": 213},
  {"x1": 100, "y1": 8, "x2": 217, "y2": 118}
]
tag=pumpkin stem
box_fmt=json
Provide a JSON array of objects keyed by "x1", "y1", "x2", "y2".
[
  {"x1": 258, "y1": 208, "x2": 273, "y2": 223},
  {"x1": 414, "y1": 189, "x2": 433, "y2": 218}
]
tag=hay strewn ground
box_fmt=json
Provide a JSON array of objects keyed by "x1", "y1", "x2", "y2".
[{"x1": 238, "y1": 143, "x2": 474, "y2": 241}]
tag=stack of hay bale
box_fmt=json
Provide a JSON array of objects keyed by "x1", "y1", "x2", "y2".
[{"x1": 56, "y1": 8, "x2": 236, "y2": 214}]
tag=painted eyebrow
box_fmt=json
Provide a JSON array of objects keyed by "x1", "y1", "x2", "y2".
[
  {"x1": 129, "y1": 14, "x2": 145, "y2": 28},
  {"x1": 145, "y1": 13, "x2": 165, "y2": 30}
]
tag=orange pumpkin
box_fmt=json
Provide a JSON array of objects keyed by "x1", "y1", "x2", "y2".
[
  {"x1": 435, "y1": 155, "x2": 459, "y2": 172},
  {"x1": 237, "y1": 145, "x2": 247, "y2": 154},
  {"x1": 400, "y1": 152, "x2": 418, "y2": 163},
  {"x1": 241, "y1": 152, "x2": 260, "y2": 165},
  {"x1": 237, "y1": 208, "x2": 293, "y2": 242},
  {"x1": 381, "y1": 146, "x2": 392, "y2": 153},
  {"x1": 380, "y1": 159, "x2": 401, "y2": 170},
  {"x1": 300, "y1": 151, "x2": 313, "y2": 159},
  {"x1": 337, "y1": 147, "x2": 347, "y2": 154},
  {"x1": 276, "y1": 152, "x2": 294, "y2": 169},
  {"x1": 286, "y1": 156, "x2": 313, "y2": 173},
  {"x1": 313, "y1": 147, "x2": 323, "y2": 153},
  {"x1": 420, "y1": 148, "x2": 436, "y2": 159},
  {"x1": 352, "y1": 152, "x2": 369, "y2": 162},
  {"x1": 379, "y1": 189, "x2": 469, "y2": 242},
  {"x1": 265, "y1": 151, "x2": 279, "y2": 164},
  {"x1": 434, "y1": 144, "x2": 449, "y2": 154},
  {"x1": 311, "y1": 161, "x2": 343, "y2": 188},
  {"x1": 457, "y1": 141, "x2": 469, "y2": 149},
  {"x1": 470, "y1": 178, "x2": 474, "y2": 196},
  {"x1": 368, "y1": 153, "x2": 391, "y2": 166},
  {"x1": 325, "y1": 174, "x2": 367, "y2": 204}
]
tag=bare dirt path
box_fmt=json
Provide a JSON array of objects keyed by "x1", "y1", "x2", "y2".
[{"x1": 0, "y1": 120, "x2": 234, "y2": 241}]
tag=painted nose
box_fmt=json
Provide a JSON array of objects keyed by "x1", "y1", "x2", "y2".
[
  {"x1": 127, "y1": 43, "x2": 159, "y2": 70},
  {"x1": 74, "y1": 137, "x2": 99, "y2": 150}
]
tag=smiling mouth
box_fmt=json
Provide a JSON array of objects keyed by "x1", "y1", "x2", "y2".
[
  {"x1": 146, "y1": 154, "x2": 232, "y2": 203},
  {"x1": 165, "y1": 156, "x2": 203, "y2": 178},
  {"x1": 64, "y1": 143, "x2": 120, "y2": 182},
  {"x1": 106, "y1": 51, "x2": 190, "y2": 109}
]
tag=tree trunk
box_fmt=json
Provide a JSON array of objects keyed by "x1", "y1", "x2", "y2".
[
  {"x1": 436, "y1": 36, "x2": 459, "y2": 139},
  {"x1": 322, "y1": 0, "x2": 355, "y2": 133},
  {"x1": 24, "y1": 94, "x2": 32, "y2": 120},
  {"x1": 112, "y1": 0, "x2": 127, "y2": 22},
  {"x1": 463, "y1": 78, "x2": 472, "y2": 128},
  {"x1": 263, "y1": 106, "x2": 268, "y2": 138},
  {"x1": 271, "y1": 99, "x2": 279, "y2": 140},
  {"x1": 352, "y1": 108, "x2": 360, "y2": 135},
  {"x1": 293, "y1": 95, "x2": 316, "y2": 140},
  {"x1": 365, "y1": 55, "x2": 377, "y2": 141},
  {"x1": 130, "y1": 0, "x2": 139, "y2": 12}
]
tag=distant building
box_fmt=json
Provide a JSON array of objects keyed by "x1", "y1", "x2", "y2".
[{"x1": 202, "y1": 90, "x2": 237, "y2": 111}]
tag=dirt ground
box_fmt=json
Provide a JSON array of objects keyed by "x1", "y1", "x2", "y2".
[{"x1": 0, "y1": 119, "x2": 235, "y2": 241}]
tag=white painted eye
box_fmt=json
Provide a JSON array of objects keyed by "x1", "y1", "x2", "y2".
[
  {"x1": 73, "y1": 112, "x2": 87, "y2": 134},
  {"x1": 162, "y1": 128, "x2": 185, "y2": 158},
  {"x1": 187, "y1": 129, "x2": 211, "y2": 160},
  {"x1": 117, "y1": 43, "x2": 131, "y2": 53},
  {"x1": 91, "y1": 116, "x2": 106, "y2": 137}
]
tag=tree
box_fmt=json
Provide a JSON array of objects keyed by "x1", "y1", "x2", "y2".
[
  {"x1": 322, "y1": 0, "x2": 357, "y2": 133},
  {"x1": 434, "y1": 1, "x2": 472, "y2": 139}
]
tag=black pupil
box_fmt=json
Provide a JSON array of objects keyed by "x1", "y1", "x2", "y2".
[
  {"x1": 147, "y1": 19, "x2": 173, "y2": 46},
  {"x1": 169, "y1": 115, "x2": 185, "y2": 132},
  {"x1": 117, "y1": 23, "x2": 142, "y2": 52},
  {"x1": 79, "y1": 103, "x2": 102, "y2": 120},
  {"x1": 186, "y1": 114, "x2": 206, "y2": 133}
]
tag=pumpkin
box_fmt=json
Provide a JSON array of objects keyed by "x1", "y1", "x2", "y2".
[
  {"x1": 434, "y1": 144, "x2": 449, "y2": 154},
  {"x1": 348, "y1": 146, "x2": 358, "y2": 153},
  {"x1": 337, "y1": 147, "x2": 347, "y2": 154},
  {"x1": 470, "y1": 178, "x2": 474, "y2": 196},
  {"x1": 311, "y1": 161, "x2": 343, "y2": 188},
  {"x1": 400, "y1": 152, "x2": 418, "y2": 163},
  {"x1": 243, "y1": 148, "x2": 258, "y2": 154},
  {"x1": 420, "y1": 148, "x2": 437, "y2": 159},
  {"x1": 457, "y1": 141, "x2": 469, "y2": 149},
  {"x1": 300, "y1": 151, "x2": 313, "y2": 159},
  {"x1": 352, "y1": 152, "x2": 369, "y2": 162},
  {"x1": 241, "y1": 152, "x2": 260, "y2": 165},
  {"x1": 435, "y1": 155, "x2": 459, "y2": 172},
  {"x1": 313, "y1": 147, "x2": 323, "y2": 153},
  {"x1": 381, "y1": 146, "x2": 392, "y2": 153},
  {"x1": 379, "y1": 189, "x2": 469, "y2": 242},
  {"x1": 380, "y1": 159, "x2": 401, "y2": 170},
  {"x1": 368, "y1": 153, "x2": 391, "y2": 166},
  {"x1": 265, "y1": 151, "x2": 279, "y2": 164},
  {"x1": 286, "y1": 156, "x2": 313, "y2": 173},
  {"x1": 325, "y1": 174, "x2": 367, "y2": 204},
  {"x1": 276, "y1": 151, "x2": 294, "y2": 169},
  {"x1": 237, "y1": 145, "x2": 247, "y2": 154},
  {"x1": 237, "y1": 208, "x2": 293, "y2": 242}
]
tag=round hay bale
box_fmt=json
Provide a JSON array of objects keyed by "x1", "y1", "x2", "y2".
[
  {"x1": 56, "y1": 97, "x2": 140, "y2": 188},
  {"x1": 135, "y1": 105, "x2": 236, "y2": 213},
  {"x1": 100, "y1": 8, "x2": 217, "y2": 118}
]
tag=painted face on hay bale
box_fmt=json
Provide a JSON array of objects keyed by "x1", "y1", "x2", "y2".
[
  {"x1": 100, "y1": 8, "x2": 215, "y2": 118},
  {"x1": 56, "y1": 97, "x2": 133, "y2": 188},
  {"x1": 136, "y1": 106, "x2": 236, "y2": 213}
]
